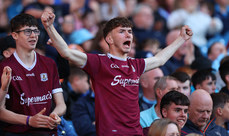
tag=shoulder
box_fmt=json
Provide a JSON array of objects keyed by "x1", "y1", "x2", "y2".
[
  {"x1": 0, "y1": 55, "x2": 15, "y2": 67},
  {"x1": 37, "y1": 53, "x2": 56, "y2": 64},
  {"x1": 208, "y1": 121, "x2": 228, "y2": 135},
  {"x1": 140, "y1": 105, "x2": 154, "y2": 118}
]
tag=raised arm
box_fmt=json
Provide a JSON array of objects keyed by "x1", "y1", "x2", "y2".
[
  {"x1": 41, "y1": 11, "x2": 87, "y2": 67},
  {"x1": 144, "y1": 25, "x2": 193, "y2": 72}
]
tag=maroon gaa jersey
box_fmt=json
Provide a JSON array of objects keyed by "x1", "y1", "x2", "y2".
[
  {"x1": 83, "y1": 53, "x2": 145, "y2": 136},
  {"x1": 0, "y1": 51, "x2": 63, "y2": 134}
]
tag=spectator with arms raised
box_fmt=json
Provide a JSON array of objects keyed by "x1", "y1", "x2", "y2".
[{"x1": 41, "y1": 10, "x2": 192, "y2": 135}]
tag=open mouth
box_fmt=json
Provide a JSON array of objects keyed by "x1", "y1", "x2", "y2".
[
  {"x1": 123, "y1": 41, "x2": 131, "y2": 47},
  {"x1": 177, "y1": 118, "x2": 186, "y2": 125},
  {"x1": 29, "y1": 40, "x2": 36, "y2": 44}
]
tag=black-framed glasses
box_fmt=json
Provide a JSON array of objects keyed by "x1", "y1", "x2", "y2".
[{"x1": 15, "y1": 29, "x2": 40, "y2": 36}]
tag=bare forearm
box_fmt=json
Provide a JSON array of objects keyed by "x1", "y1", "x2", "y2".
[
  {"x1": 0, "y1": 91, "x2": 7, "y2": 107},
  {"x1": 52, "y1": 92, "x2": 66, "y2": 116},
  {"x1": 45, "y1": 24, "x2": 87, "y2": 67},
  {"x1": 155, "y1": 36, "x2": 185, "y2": 63},
  {"x1": 145, "y1": 36, "x2": 185, "y2": 72},
  {"x1": 45, "y1": 25, "x2": 70, "y2": 58},
  {"x1": 51, "y1": 103, "x2": 66, "y2": 117},
  {"x1": 0, "y1": 108, "x2": 27, "y2": 125}
]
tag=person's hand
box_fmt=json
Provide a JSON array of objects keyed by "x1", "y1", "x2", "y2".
[
  {"x1": 49, "y1": 112, "x2": 61, "y2": 127},
  {"x1": 1, "y1": 66, "x2": 12, "y2": 92},
  {"x1": 29, "y1": 108, "x2": 56, "y2": 129},
  {"x1": 47, "y1": 39, "x2": 53, "y2": 46},
  {"x1": 41, "y1": 10, "x2": 55, "y2": 29},
  {"x1": 180, "y1": 25, "x2": 193, "y2": 41},
  {"x1": 44, "y1": 6, "x2": 54, "y2": 13}
]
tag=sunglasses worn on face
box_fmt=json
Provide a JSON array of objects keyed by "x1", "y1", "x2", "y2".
[{"x1": 16, "y1": 29, "x2": 40, "y2": 36}]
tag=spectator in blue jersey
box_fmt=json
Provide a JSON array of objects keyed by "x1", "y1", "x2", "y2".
[
  {"x1": 191, "y1": 68, "x2": 216, "y2": 94},
  {"x1": 219, "y1": 60, "x2": 229, "y2": 95},
  {"x1": 140, "y1": 76, "x2": 179, "y2": 128},
  {"x1": 211, "y1": 92, "x2": 229, "y2": 133},
  {"x1": 181, "y1": 89, "x2": 228, "y2": 136},
  {"x1": 214, "y1": 0, "x2": 229, "y2": 36},
  {"x1": 139, "y1": 68, "x2": 164, "y2": 111},
  {"x1": 171, "y1": 71, "x2": 191, "y2": 98}
]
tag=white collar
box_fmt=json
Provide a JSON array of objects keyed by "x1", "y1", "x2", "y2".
[
  {"x1": 14, "y1": 51, "x2": 37, "y2": 71},
  {"x1": 107, "y1": 53, "x2": 127, "y2": 61}
]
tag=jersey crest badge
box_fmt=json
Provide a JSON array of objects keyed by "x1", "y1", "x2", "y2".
[{"x1": 40, "y1": 73, "x2": 48, "y2": 82}]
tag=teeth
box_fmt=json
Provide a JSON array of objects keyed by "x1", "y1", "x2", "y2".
[{"x1": 177, "y1": 120, "x2": 184, "y2": 123}]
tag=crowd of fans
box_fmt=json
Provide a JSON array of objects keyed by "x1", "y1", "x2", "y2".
[{"x1": 1, "y1": 0, "x2": 229, "y2": 136}]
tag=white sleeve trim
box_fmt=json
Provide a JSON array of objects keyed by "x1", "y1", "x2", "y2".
[
  {"x1": 5, "y1": 94, "x2": 10, "y2": 99},
  {"x1": 52, "y1": 88, "x2": 63, "y2": 94}
]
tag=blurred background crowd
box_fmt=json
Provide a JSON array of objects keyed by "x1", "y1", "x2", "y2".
[{"x1": 1, "y1": 0, "x2": 229, "y2": 135}]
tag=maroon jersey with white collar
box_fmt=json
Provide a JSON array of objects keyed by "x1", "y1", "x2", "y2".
[
  {"x1": 0, "y1": 51, "x2": 62, "y2": 134},
  {"x1": 83, "y1": 53, "x2": 145, "y2": 136}
]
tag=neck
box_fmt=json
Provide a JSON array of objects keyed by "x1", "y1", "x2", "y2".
[
  {"x1": 215, "y1": 117, "x2": 226, "y2": 129},
  {"x1": 220, "y1": 4, "x2": 227, "y2": 12},
  {"x1": 143, "y1": 90, "x2": 156, "y2": 101},
  {"x1": 155, "y1": 102, "x2": 162, "y2": 118},
  {"x1": 173, "y1": 53, "x2": 182, "y2": 60},
  {"x1": 109, "y1": 51, "x2": 127, "y2": 59},
  {"x1": 16, "y1": 49, "x2": 35, "y2": 67},
  {"x1": 226, "y1": 84, "x2": 229, "y2": 90}
]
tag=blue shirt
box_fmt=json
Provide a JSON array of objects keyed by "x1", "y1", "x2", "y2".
[{"x1": 140, "y1": 104, "x2": 160, "y2": 128}]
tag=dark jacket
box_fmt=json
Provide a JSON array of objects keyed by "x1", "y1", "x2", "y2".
[
  {"x1": 72, "y1": 91, "x2": 96, "y2": 136},
  {"x1": 181, "y1": 119, "x2": 228, "y2": 136},
  {"x1": 62, "y1": 80, "x2": 83, "y2": 120},
  {"x1": 220, "y1": 86, "x2": 229, "y2": 96},
  {"x1": 138, "y1": 96, "x2": 156, "y2": 112}
]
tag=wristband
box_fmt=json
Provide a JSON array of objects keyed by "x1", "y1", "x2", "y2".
[{"x1": 26, "y1": 116, "x2": 30, "y2": 126}]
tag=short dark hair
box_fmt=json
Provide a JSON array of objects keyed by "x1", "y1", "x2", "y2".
[
  {"x1": 0, "y1": 35, "x2": 16, "y2": 52},
  {"x1": 191, "y1": 68, "x2": 216, "y2": 88},
  {"x1": 103, "y1": 17, "x2": 133, "y2": 39},
  {"x1": 10, "y1": 13, "x2": 38, "y2": 32},
  {"x1": 171, "y1": 71, "x2": 191, "y2": 84},
  {"x1": 219, "y1": 60, "x2": 229, "y2": 83},
  {"x1": 160, "y1": 90, "x2": 190, "y2": 118},
  {"x1": 207, "y1": 42, "x2": 218, "y2": 56},
  {"x1": 68, "y1": 66, "x2": 88, "y2": 83},
  {"x1": 211, "y1": 92, "x2": 229, "y2": 117}
]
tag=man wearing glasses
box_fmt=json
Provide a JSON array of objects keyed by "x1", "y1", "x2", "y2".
[{"x1": 0, "y1": 13, "x2": 66, "y2": 136}]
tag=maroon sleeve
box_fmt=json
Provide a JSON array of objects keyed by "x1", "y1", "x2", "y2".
[{"x1": 82, "y1": 53, "x2": 100, "y2": 78}]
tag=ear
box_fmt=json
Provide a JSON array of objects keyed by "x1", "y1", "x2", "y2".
[
  {"x1": 156, "y1": 89, "x2": 162, "y2": 100},
  {"x1": 208, "y1": 54, "x2": 213, "y2": 61},
  {"x1": 11, "y1": 32, "x2": 18, "y2": 40},
  {"x1": 105, "y1": 34, "x2": 113, "y2": 45},
  {"x1": 140, "y1": 80, "x2": 148, "y2": 88},
  {"x1": 216, "y1": 107, "x2": 223, "y2": 116},
  {"x1": 162, "y1": 108, "x2": 168, "y2": 118},
  {"x1": 225, "y1": 75, "x2": 229, "y2": 84},
  {"x1": 195, "y1": 84, "x2": 201, "y2": 89}
]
